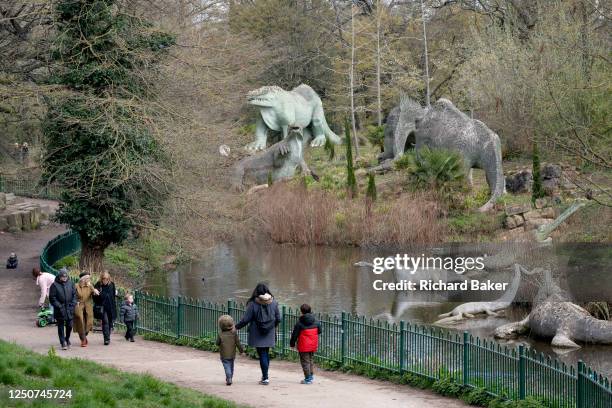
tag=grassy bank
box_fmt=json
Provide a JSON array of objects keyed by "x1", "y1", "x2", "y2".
[{"x1": 0, "y1": 340, "x2": 244, "y2": 408}]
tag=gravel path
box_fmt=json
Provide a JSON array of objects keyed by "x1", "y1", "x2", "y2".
[{"x1": 0, "y1": 226, "x2": 468, "y2": 408}]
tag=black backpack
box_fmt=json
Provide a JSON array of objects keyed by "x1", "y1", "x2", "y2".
[{"x1": 255, "y1": 303, "x2": 276, "y2": 335}]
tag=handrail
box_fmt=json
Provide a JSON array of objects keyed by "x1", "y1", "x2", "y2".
[{"x1": 39, "y1": 231, "x2": 612, "y2": 407}]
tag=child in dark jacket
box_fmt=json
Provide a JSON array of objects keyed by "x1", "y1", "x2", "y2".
[
  {"x1": 290, "y1": 304, "x2": 322, "y2": 384},
  {"x1": 119, "y1": 294, "x2": 139, "y2": 342},
  {"x1": 216, "y1": 315, "x2": 244, "y2": 385}
]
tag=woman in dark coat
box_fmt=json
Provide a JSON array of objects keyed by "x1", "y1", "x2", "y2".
[
  {"x1": 49, "y1": 269, "x2": 77, "y2": 350},
  {"x1": 235, "y1": 283, "x2": 281, "y2": 385},
  {"x1": 94, "y1": 271, "x2": 117, "y2": 345}
]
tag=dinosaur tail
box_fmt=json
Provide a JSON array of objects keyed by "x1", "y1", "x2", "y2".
[
  {"x1": 437, "y1": 312, "x2": 452, "y2": 318},
  {"x1": 322, "y1": 117, "x2": 342, "y2": 145}
]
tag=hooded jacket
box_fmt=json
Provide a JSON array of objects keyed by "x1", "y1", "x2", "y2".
[
  {"x1": 289, "y1": 313, "x2": 322, "y2": 352},
  {"x1": 49, "y1": 275, "x2": 77, "y2": 321},
  {"x1": 216, "y1": 315, "x2": 244, "y2": 359},
  {"x1": 235, "y1": 294, "x2": 281, "y2": 348}
]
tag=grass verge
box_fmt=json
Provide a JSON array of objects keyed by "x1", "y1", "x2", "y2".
[{"x1": 0, "y1": 340, "x2": 245, "y2": 408}]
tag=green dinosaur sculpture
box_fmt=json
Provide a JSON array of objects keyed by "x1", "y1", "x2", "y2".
[{"x1": 245, "y1": 84, "x2": 341, "y2": 152}]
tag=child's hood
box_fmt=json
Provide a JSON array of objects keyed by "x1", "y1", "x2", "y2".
[
  {"x1": 299, "y1": 313, "x2": 317, "y2": 326},
  {"x1": 218, "y1": 314, "x2": 235, "y2": 331}
]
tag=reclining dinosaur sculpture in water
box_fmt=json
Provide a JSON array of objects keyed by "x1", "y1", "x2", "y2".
[
  {"x1": 434, "y1": 264, "x2": 539, "y2": 325},
  {"x1": 494, "y1": 270, "x2": 612, "y2": 348},
  {"x1": 245, "y1": 84, "x2": 341, "y2": 152}
]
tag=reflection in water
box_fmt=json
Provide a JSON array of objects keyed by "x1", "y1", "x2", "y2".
[{"x1": 142, "y1": 241, "x2": 612, "y2": 377}]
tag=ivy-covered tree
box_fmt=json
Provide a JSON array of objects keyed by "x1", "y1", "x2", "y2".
[
  {"x1": 532, "y1": 141, "x2": 545, "y2": 204},
  {"x1": 345, "y1": 120, "x2": 357, "y2": 198},
  {"x1": 42, "y1": 0, "x2": 175, "y2": 272}
]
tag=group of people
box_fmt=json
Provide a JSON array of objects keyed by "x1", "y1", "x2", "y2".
[
  {"x1": 12, "y1": 141, "x2": 29, "y2": 163},
  {"x1": 217, "y1": 283, "x2": 322, "y2": 386},
  {"x1": 34, "y1": 269, "x2": 319, "y2": 385},
  {"x1": 33, "y1": 268, "x2": 139, "y2": 349}
]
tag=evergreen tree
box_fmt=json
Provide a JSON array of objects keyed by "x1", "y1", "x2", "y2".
[
  {"x1": 42, "y1": 0, "x2": 174, "y2": 272},
  {"x1": 366, "y1": 173, "x2": 377, "y2": 202},
  {"x1": 532, "y1": 141, "x2": 545, "y2": 204},
  {"x1": 345, "y1": 120, "x2": 357, "y2": 198}
]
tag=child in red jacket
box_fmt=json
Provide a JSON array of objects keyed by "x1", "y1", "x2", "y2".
[{"x1": 289, "y1": 304, "x2": 322, "y2": 384}]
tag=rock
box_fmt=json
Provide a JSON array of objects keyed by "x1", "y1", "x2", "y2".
[
  {"x1": 542, "y1": 163, "x2": 562, "y2": 179},
  {"x1": 504, "y1": 214, "x2": 524, "y2": 230},
  {"x1": 506, "y1": 203, "x2": 531, "y2": 216},
  {"x1": 505, "y1": 170, "x2": 532, "y2": 194},
  {"x1": 543, "y1": 178, "x2": 560, "y2": 196},
  {"x1": 246, "y1": 184, "x2": 269, "y2": 195},
  {"x1": 355, "y1": 168, "x2": 367, "y2": 177},
  {"x1": 19, "y1": 211, "x2": 31, "y2": 231},
  {"x1": 0, "y1": 215, "x2": 7, "y2": 231},
  {"x1": 523, "y1": 210, "x2": 542, "y2": 220},
  {"x1": 534, "y1": 198, "x2": 548, "y2": 209},
  {"x1": 524, "y1": 218, "x2": 553, "y2": 231},
  {"x1": 6, "y1": 212, "x2": 22, "y2": 231},
  {"x1": 540, "y1": 207, "x2": 556, "y2": 219},
  {"x1": 368, "y1": 160, "x2": 395, "y2": 175}
]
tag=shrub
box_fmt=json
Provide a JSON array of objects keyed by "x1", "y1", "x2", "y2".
[
  {"x1": 345, "y1": 120, "x2": 357, "y2": 198},
  {"x1": 409, "y1": 147, "x2": 465, "y2": 191},
  {"x1": 53, "y1": 254, "x2": 78, "y2": 269},
  {"x1": 366, "y1": 124, "x2": 385, "y2": 152}
]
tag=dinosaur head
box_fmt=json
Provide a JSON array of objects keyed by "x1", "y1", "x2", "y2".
[{"x1": 246, "y1": 86, "x2": 284, "y2": 107}]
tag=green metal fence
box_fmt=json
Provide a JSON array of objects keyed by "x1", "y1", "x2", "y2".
[
  {"x1": 39, "y1": 231, "x2": 612, "y2": 408},
  {"x1": 0, "y1": 174, "x2": 62, "y2": 200}
]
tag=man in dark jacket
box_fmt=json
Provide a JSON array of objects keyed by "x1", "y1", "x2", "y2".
[
  {"x1": 49, "y1": 269, "x2": 77, "y2": 350},
  {"x1": 289, "y1": 304, "x2": 322, "y2": 384}
]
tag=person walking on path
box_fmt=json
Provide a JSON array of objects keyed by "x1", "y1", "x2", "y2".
[
  {"x1": 32, "y1": 267, "x2": 56, "y2": 322},
  {"x1": 94, "y1": 271, "x2": 117, "y2": 346},
  {"x1": 235, "y1": 283, "x2": 281, "y2": 385},
  {"x1": 48, "y1": 268, "x2": 76, "y2": 350},
  {"x1": 216, "y1": 314, "x2": 244, "y2": 386},
  {"x1": 290, "y1": 304, "x2": 322, "y2": 384},
  {"x1": 74, "y1": 271, "x2": 99, "y2": 347},
  {"x1": 119, "y1": 293, "x2": 139, "y2": 342}
]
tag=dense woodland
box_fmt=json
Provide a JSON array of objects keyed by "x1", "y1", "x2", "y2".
[{"x1": 1, "y1": 0, "x2": 610, "y2": 253}]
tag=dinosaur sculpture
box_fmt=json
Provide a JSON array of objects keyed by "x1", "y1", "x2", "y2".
[
  {"x1": 434, "y1": 264, "x2": 538, "y2": 325},
  {"x1": 414, "y1": 99, "x2": 505, "y2": 212},
  {"x1": 378, "y1": 97, "x2": 424, "y2": 162},
  {"x1": 232, "y1": 127, "x2": 314, "y2": 191},
  {"x1": 495, "y1": 270, "x2": 612, "y2": 348},
  {"x1": 377, "y1": 98, "x2": 504, "y2": 212},
  {"x1": 245, "y1": 84, "x2": 341, "y2": 152}
]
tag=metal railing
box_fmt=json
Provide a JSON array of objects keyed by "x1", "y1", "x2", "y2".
[
  {"x1": 0, "y1": 174, "x2": 62, "y2": 200},
  {"x1": 39, "y1": 231, "x2": 612, "y2": 408}
]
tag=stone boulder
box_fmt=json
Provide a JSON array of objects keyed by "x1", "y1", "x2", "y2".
[{"x1": 505, "y1": 170, "x2": 532, "y2": 194}]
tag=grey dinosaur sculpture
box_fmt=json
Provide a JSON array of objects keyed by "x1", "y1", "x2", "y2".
[
  {"x1": 494, "y1": 270, "x2": 612, "y2": 348},
  {"x1": 232, "y1": 127, "x2": 314, "y2": 191},
  {"x1": 378, "y1": 97, "x2": 424, "y2": 162},
  {"x1": 245, "y1": 84, "x2": 341, "y2": 152},
  {"x1": 414, "y1": 99, "x2": 505, "y2": 212},
  {"x1": 378, "y1": 98, "x2": 504, "y2": 212},
  {"x1": 434, "y1": 264, "x2": 538, "y2": 325}
]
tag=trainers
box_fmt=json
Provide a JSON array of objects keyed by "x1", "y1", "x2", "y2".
[
  {"x1": 61, "y1": 343, "x2": 67, "y2": 350},
  {"x1": 130, "y1": 338, "x2": 135, "y2": 342},
  {"x1": 66, "y1": 340, "x2": 71, "y2": 349},
  {"x1": 104, "y1": 340, "x2": 109, "y2": 346},
  {"x1": 259, "y1": 379, "x2": 269, "y2": 385},
  {"x1": 300, "y1": 378, "x2": 313, "y2": 384},
  {"x1": 226, "y1": 380, "x2": 232, "y2": 386}
]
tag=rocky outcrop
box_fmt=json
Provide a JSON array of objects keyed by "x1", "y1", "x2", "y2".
[{"x1": 0, "y1": 194, "x2": 55, "y2": 232}]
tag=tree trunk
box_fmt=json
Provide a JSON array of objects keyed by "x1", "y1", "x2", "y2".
[
  {"x1": 78, "y1": 235, "x2": 108, "y2": 275},
  {"x1": 376, "y1": 0, "x2": 382, "y2": 127},
  {"x1": 420, "y1": 0, "x2": 430, "y2": 107},
  {"x1": 350, "y1": 4, "x2": 360, "y2": 158}
]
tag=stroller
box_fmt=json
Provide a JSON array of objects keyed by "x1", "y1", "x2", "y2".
[
  {"x1": 6, "y1": 253, "x2": 18, "y2": 269},
  {"x1": 36, "y1": 307, "x2": 54, "y2": 327}
]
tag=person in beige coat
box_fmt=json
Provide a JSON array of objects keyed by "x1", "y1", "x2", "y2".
[{"x1": 74, "y1": 271, "x2": 99, "y2": 347}]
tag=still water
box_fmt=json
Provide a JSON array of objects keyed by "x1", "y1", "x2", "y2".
[{"x1": 142, "y1": 241, "x2": 612, "y2": 377}]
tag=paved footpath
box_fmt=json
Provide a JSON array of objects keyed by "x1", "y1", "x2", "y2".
[{"x1": 0, "y1": 226, "x2": 468, "y2": 408}]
